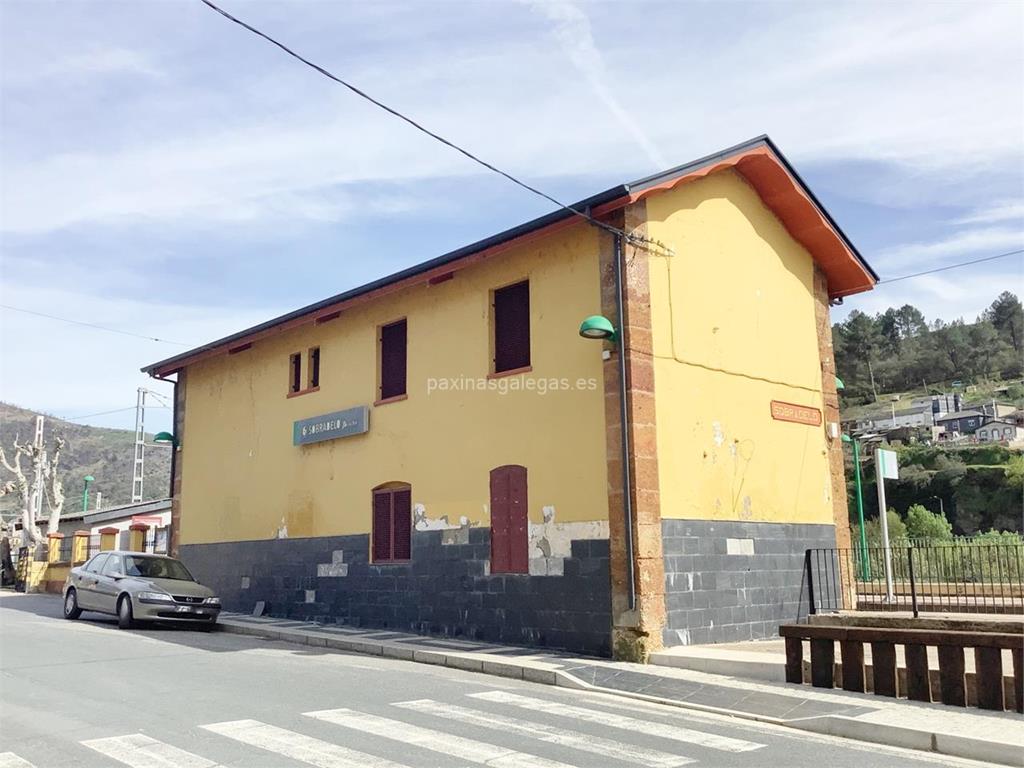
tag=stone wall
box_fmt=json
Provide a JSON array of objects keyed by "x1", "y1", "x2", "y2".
[
  {"x1": 180, "y1": 527, "x2": 612, "y2": 656},
  {"x1": 661, "y1": 519, "x2": 836, "y2": 646}
]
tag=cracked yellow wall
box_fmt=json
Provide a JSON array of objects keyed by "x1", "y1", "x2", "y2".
[
  {"x1": 645, "y1": 169, "x2": 834, "y2": 524},
  {"x1": 177, "y1": 223, "x2": 610, "y2": 545}
]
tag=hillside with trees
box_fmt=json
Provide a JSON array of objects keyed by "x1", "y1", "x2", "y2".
[
  {"x1": 0, "y1": 402, "x2": 170, "y2": 522},
  {"x1": 832, "y1": 291, "x2": 1023, "y2": 537},
  {"x1": 833, "y1": 291, "x2": 1022, "y2": 405}
]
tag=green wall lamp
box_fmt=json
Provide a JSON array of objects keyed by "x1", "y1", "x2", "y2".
[
  {"x1": 578, "y1": 315, "x2": 618, "y2": 342},
  {"x1": 153, "y1": 431, "x2": 177, "y2": 447}
]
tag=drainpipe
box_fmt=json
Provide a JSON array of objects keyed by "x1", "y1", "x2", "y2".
[{"x1": 614, "y1": 233, "x2": 636, "y2": 612}]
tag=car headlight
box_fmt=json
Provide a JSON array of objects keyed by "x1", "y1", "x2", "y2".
[
  {"x1": 137, "y1": 591, "x2": 173, "y2": 602},
  {"x1": 204, "y1": 597, "x2": 221, "y2": 605}
]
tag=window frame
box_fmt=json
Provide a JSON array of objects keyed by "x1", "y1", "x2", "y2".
[
  {"x1": 377, "y1": 318, "x2": 408, "y2": 405},
  {"x1": 491, "y1": 279, "x2": 531, "y2": 376},
  {"x1": 288, "y1": 352, "x2": 302, "y2": 395}
]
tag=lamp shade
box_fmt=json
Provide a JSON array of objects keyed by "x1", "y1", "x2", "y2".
[
  {"x1": 578, "y1": 315, "x2": 617, "y2": 341},
  {"x1": 153, "y1": 431, "x2": 176, "y2": 445}
]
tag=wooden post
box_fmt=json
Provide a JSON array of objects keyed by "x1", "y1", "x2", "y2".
[
  {"x1": 937, "y1": 645, "x2": 966, "y2": 707},
  {"x1": 785, "y1": 637, "x2": 803, "y2": 684},
  {"x1": 871, "y1": 641, "x2": 898, "y2": 697},
  {"x1": 72, "y1": 530, "x2": 90, "y2": 564},
  {"x1": 905, "y1": 644, "x2": 931, "y2": 702},
  {"x1": 840, "y1": 640, "x2": 866, "y2": 693},
  {"x1": 99, "y1": 527, "x2": 119, "y2": 552},
  {"x1": 128, "y1": 523, "x2": 148, "y2": 553},
  {"x1": 975, "y1": 647, "x2": 1005, "y2": 711},
  {"x1": 46, "y1": 532, "x2": 63, "y2": 564},
  {"x1": 810, "y1": 638, "x2": 835, "y2": 689}
]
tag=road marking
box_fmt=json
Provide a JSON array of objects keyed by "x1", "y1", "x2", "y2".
[
  {"x1": 0, "y1": 753, "x2": 36, "y2": 768},
  {"x1": 81, "y1": 734, "x2": 217, "y2": 768},
  {"x1": 304, "y1": 708, "x2": 577, "y2": 768},
  {"x1": 470, "y1": 691, "x2": 765, "y2": 753},
  {"x1": 201, "y1": 719, "x2": 406, "y2": 768},
  {"x1": 394, "y1": 699, "x2": 694, "y2": 768}
]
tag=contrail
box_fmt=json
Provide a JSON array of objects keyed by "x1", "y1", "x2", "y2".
[{"x1": 526, "y1": 0, "x2": 669, "y2": 169}]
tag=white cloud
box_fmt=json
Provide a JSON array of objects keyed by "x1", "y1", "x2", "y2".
[
  {"x1": 954, "y1": 201, "x2": 1024, "y2": 226},
  {"x1": 877, "y1": 227, "x2": 1024, "y2": 271}
]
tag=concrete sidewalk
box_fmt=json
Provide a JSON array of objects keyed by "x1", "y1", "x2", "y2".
[{"x1": 218, "y1": 612, "x2": 1024, "y2": 766}]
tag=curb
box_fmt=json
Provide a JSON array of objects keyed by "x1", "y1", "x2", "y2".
[{"x1": 218, "y1": 619, "x2": 1019, "y2": 766}]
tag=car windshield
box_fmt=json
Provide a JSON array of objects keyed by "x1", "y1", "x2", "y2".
[{"x1": 123, "y1": 556, "x2": 194, "y2": 581}]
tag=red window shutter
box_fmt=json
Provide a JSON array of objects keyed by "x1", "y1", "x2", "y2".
[
  {"x1": 490, "y1": 469, "x2": 510, "y2": 573},
  {"x1": 507, "y1": 466, "x2": 529, "y2": 573},
  {"x1": 380, "y1": 320, "x2": 407, "y2": 399},
  {"x1": 372, "y1": 491, "x2": 392, "y2": 562},
  {"x1": 392, "y1": 489, "x2": 412, "y2": 561},
  {"x1": 494, "y1": 281, "x2": 530, "y2": 373}
]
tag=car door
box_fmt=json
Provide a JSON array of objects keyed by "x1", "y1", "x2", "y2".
[
  {"x1": 93, "y1": 554, "x2": 125, "y2": 614},
  {"x1": 75, "y1": 553, "x2": 108, "y2": 610}
]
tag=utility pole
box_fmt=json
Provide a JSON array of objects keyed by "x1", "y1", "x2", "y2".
[
  {"x1": 29, "y1": 416, "x2": 45, "y2": 528},
  {"x1": 132, "y1": 388, "x2": 146, "y2": 503}
]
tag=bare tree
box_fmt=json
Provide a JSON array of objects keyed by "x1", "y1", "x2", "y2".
[
  {"x1": 0, "y1": 431, "x2": 67, "y2": 549},
  {"x1": 0, "y1": 437, "x2": 40, "y2": 546}
]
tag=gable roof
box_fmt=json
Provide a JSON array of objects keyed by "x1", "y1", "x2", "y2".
[
  {"x1": 144, "y1": 135, "x2": 876, "y2": 378},
  {"x1": 935, "y1": 410, "x2": 984, "y2": 422}
]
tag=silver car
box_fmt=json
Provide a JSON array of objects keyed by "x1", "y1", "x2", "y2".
[{"x1": 63, "y1": 551, "x2": 220, "y2": 630}]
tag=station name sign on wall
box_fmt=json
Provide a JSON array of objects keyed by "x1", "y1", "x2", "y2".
[
  {"x1": 769, "y1": 400, "x2": 822, "y2": 426},
  {"x1": 293, "y1": 406, "x2": 369, "y2": 446}
]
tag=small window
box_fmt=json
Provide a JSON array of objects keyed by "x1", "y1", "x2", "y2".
[
  {"x1": 379, "y1": 319, "x2": 407, "y2": 401},
  {"x1": 289, "y1": 352, "x2": 302, "y2": 394},
  {"x1": 308, "y1": 347, "x2": 320, "y2": 389},
  {"x1": 101, "y1": 555, "x2": 124, "y2": 577},
  {"x1": 493, "y1": 280, "x2": 530, "y2": 373},
  {"x1": 372, "y1": 484, "x2": 412, "y2": 562}
]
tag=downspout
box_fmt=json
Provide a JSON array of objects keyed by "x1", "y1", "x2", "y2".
[{"x1": 614, "y1": 233, "x2": 637, "y2": 612}]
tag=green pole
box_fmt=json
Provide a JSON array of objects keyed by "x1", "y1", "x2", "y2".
[
  {"x1": 82, "y1": 476, "x2": 94, "y2": 512},
  {"x1": 851, "y1": 439, "x2": 870, "y2": 580}
]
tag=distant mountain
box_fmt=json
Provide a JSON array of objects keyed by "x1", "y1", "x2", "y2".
[{"x1": 0, "y1": 402, "x2": 171, "y2": 521}]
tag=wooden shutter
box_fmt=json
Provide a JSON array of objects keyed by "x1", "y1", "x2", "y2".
[
  {"x1": 289, "y1": 353, "x2": 302, "y2": 393},
  {"x1": 490, "y1": 469, "x2": 510, "y2": 573},
  {"x1": 494, "y1": 281, "x2": 530, "y2": 373},
  {"x1": 392, "y1": 488, "x2": 412, "y2": 561},
  {"x1": 380, "y1": 320, "x2": 408, "y2": 400},
  {"x1": 372, "y1": 490, "x2": 392, "y2": 562},
  {"x1": 490, "y1": 465, "x2": 528, "y2": 573}
]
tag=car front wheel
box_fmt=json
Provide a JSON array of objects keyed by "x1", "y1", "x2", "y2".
[
  {"x1": 63, "y1": 589, "x2": 82, "y2": 620},
  {"x1": 117, "y1": 596, "x2": 134, "y2": 629}
]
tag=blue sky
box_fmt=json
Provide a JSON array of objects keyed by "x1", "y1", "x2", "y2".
[{"x1": 1, "y1": 0, "x2": 1022, "y2": 433}]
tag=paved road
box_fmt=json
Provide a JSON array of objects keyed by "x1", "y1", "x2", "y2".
[{"x1": 0, "y1": 593, "x2": 993, "y2": 768}]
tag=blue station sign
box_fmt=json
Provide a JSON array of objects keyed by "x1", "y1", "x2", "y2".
[{"x1": 293, "y1": 405, "x2": 369, "y2": 446}]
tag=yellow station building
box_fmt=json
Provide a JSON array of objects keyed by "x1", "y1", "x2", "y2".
[{"x1": 145, "y1": 136, "x2": 876, "y2": 659}]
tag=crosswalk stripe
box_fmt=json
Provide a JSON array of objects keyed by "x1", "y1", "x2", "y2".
[
  {"x1": 201, "y1": 720, "x2": 406, "y2": 768},
  {"x1": 394, "y1": 698, "x2": 694, "y2": 768},
  {"x1": 304, "y1": 708, "x2": 578, "y2": 768},
  {"x1": 81, "y1": 734, "x2": 217, "y2": 768},
  {"x1": 0, "y1": 753, "x2": 36, "y2": 768},
  {"x1": 469, "y1": 691, "x2": 765, "y2": 753}
]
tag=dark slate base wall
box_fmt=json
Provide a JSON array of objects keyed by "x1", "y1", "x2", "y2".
[
  {"x1": 661, "y1": 519, "x2": 836, "y2": 646},
  {"x1": 180, "y1": 528, "x2": 611, "y2": 656}
]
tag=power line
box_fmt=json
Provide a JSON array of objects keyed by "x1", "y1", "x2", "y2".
[
  {"x1": 881, "y1": 248, "x2": 1023, "y2": 284},
  {"x1": 0, "y1": 305, "x2": 190, "y2": 346},
  {"x1": 62, "y1": 405, "x2": 170, "y2": 423},
  {"x1": 197, "y1": 0, "x2": 657, "y2": 250}
]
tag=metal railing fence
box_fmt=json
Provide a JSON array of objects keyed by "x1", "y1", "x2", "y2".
[{"x1": 805, "y1": 542, "x2": 1024, "y2": 616}]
